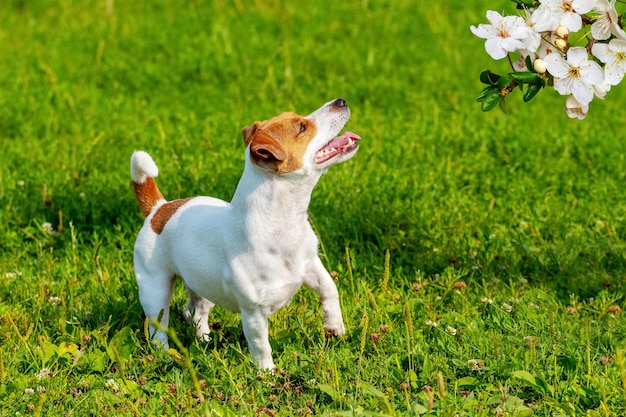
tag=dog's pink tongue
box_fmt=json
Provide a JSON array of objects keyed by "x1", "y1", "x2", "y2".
[{"x1": 337, "y1": 131, "x2": 361, "y2": 144}]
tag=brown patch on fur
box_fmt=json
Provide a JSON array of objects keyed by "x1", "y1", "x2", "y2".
[
  {"x1": 133, "y1": 178, "x2": 165, "y2": 216},
  {"x1": 150, "y1": 197, "x2": 194, "y2": 234},
  {"x1": 243, "y1": 112, "x2": 318, "y2": 173}
]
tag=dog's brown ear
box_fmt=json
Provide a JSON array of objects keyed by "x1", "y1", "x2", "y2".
[
  {"x1": 249, "y1": 131, "x2": 287, "y2": 171},
  {"x1": 242, "y1": 122, "x2": 259, "y2": 146}
]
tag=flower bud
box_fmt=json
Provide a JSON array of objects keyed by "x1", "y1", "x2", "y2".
[
  {"x1": 533, "y1": 58, "x2": 547, "y2": 74},
  {"x1": 555, "y1": 37, "x2": 569, "y2": 51},
  {"x1": 555, "y1": 25, "x2": 569, "y2": 38}
]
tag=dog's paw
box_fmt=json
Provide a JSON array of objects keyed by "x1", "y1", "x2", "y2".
[
  {"x1": 197, "y1": 332, "x2": 211, "y2": 343},
  {"x1": 324, "y1": 321, "x2": 346, "y2": 339}
]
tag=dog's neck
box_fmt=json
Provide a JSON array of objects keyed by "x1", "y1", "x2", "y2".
[{"x1": 231, "y1": 156, "x2": 322, "y2": 235}]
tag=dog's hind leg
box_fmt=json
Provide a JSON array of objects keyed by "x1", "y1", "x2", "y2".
[
  {"x1": 183, "y1": 285, "x2": 214, "y2": 342},
  {"x1": 136, "y1": 268, "x2": 175, "y2": 349},
  {"x1": 304, "y1": 256, "x2": 346, "y2": 337}
]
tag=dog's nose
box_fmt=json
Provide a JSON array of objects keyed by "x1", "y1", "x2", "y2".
[{"x1": 334, "y1": 98, "x2": 347, "y2": 108}]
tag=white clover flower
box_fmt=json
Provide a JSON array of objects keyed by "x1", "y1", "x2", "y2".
[
  {"x1": 24, "y1": 388, "x2": 34, "y2": 395},
  {"x1": 36, "y1": 368, "x2": 53, "y2": 379},
  {"x1": 592, "y1": 39, "x2": 626, "y2": 85},
  {"x1": 468, "y1": 359, "x2": 482, "y2": 371},
  {"x1": 424, "y1": 320, "x2": 438, "y2": 328},
  {"x1": 5, "y1": 272, "x2": 17, "y2": 279},
  {"x1": 105, "y1": 379, "x2": 119, "y2": 393},
  {"x1": 48, "y1": 296, "x2": 60, "y2": 306},
  {"x1": 446, "y1": 326, "x2": 457, "y2": 336},
  {"x1": 41, "y1": 222, "x2": 55, "y2": 235},
  {"x1": 480, "y1": 297, "x2": 493, "y2": 304},
  {"x1": 539, "y1": 0, "x2": 596, "y2": 32},
  {"x1": 592, "y1": 0, "x2": 626, "y2": 40},
  {"x1": 545, "y1": 47, "x2": 604, "y2": 105},
  {"x1": 471, "y1": 10, "x2": 530, "y2": 60},
  {"x1": 501, "y1": 303, "x2": 513, "y2": 313}
]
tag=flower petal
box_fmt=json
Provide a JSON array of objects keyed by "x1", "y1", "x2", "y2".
[
  {"x1": 560, "y1": 12, "x2": 582, "y2": 32},
  {"x1": 545, "y1": 52, "x2": 569, "y2": 78},
  {"x1": 604, "y1": 60, "x2": 626, "y2": 85},
  {"x1": 484, "y1": 38, "x2": 508, "y2": 60},
  {"x1": 566, "y1": 47, "x2": 589, "y2": 66},
  {"x1": 471, "y1": 23, "x2": 495, "y2": 39},
  {"x1": 579, "y1": 61, "x2": 605, "y2": 85},
  {"x1": 592, "y1": 43, "x2": 612, "y2": 64}
]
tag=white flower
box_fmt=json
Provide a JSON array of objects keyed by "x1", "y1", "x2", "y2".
[
  {"x1": 424, "y1": 320, "x2": 438, "y2": 327},
  {"x1": 105, "y1": 379, "x2": 119, "y2": 393},
  {"x1": 471, "y1": 10, "x2": 530, "y2": 60},
  {"x1": 545, "y1": 47, "x2": 604, "y2": 105},
  {"x1": 36, "y1": 368, "x2": 53, "y2": 379},
  {"x1": 593, "y1": 79, "x2": 611, "y2": 99},
  {"x1": 592, "y1": 39, "x2": 626, "y2": 85},
  {"x1": 523, "y1": 7, "x2": 560, "y2": 51},
  {"x1": 48, "y1": 296, "x2": 60, "y2": 306},
  {"x1": 446, "y1": 326, "x2": 457, "y2": 336},
  {"x1": 468, "y1": 359, "x2": 484, "y2": 371},
  {"x1": 480, "y1": 297, "x2": 493, "y2": 304},
  {"x1": 591, "y1": 0, "x2": 626, "y2": 40},
  {"x1": 41, "y1": 222, "x2": 55, "y2": 234},
  {"x1": 24, "y1": 388, "x2": 34, "y2": 395},
  {"x1": 501, "y1": 303, "x2": 513, "y2": 313},
  {"x1": 539, "y1": 0, "x2": 596, "y2": 32}
]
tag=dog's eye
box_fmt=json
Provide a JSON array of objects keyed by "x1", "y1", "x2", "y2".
[{"x1": 299, "y1": 122, "x2": 306, "y2": 134}]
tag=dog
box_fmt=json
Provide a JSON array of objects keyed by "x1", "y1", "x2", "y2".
[{"x1": 130, "y1": 98, "x2": 360, "y2": 369}]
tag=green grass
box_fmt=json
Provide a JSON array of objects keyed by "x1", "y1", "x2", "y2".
[{"x1": 1, "y1": 0, "x2": 625, "y2": 415}]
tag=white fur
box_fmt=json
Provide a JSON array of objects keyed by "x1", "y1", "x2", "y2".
[
  {"x1": 132, "y1": 99, "x2": 356, "y2": 369},
  {"x1": 130, "y1": 151, "x2": 159, "y2": 183}
]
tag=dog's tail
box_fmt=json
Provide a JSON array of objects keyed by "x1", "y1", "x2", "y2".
[{"x1": 130, "y1": 151, "x2": 166, "y2": 216}]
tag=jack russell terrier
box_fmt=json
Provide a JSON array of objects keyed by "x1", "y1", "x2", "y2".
[{"x1": 130, "y1": 98, "x2": 360, "y2": 369}]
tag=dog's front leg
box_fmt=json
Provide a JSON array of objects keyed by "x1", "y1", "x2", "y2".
[
  {"x1": 304, "y1": 256, "x2": 346, "y2": 337},
  {"x1": 240, "y1": 309, "x2": 275, "y2": 370}
]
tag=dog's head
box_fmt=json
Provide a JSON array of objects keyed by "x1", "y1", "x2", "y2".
[{"x1": 242, "y1": 98, "x2": 360, "y2": 175}]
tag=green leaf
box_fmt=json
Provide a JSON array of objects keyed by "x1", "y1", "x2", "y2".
[
  {"x1": 511, "y1": 71, "x2": 543, "y2": 84},
  {"x1": 496, "y1": 75, "x2": 514, "y2": 90},
  {"x1": 511, "y1": 370, "x2": 546, "y2": 394},
  {"x1": 358, "y1": 382, "x2": 387, "y2": 398},
  {"x1": 107, "y1": 326, "x2": 135, "y2": 361},
  {"x1": 478, "y1": 88, "x2": 502, "y2": 112},
  {"x1": 525, "y1": 55, "x2": 534, "y2": 72},
  {"x1": 523, "y1": 81, "x2": 544, "y2": 102},
  {"x1": 318, "y1": 384, "x2": 341, "y2": 402},
  {"x1": 480, "y1": 70, "x2": 501, "y2": 85},
  {"x1": 456, "y1": 376, "x2": 478, "y2": 387}
]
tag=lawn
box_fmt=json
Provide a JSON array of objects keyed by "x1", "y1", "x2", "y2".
[{"x1": 0, "y1": 0, "x2": 625, "y2": 415}]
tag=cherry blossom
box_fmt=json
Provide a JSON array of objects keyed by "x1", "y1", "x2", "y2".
[
  {"x1": 591, "y1": 0, "x2": 626, "y2": 41},
  {"x1": 522, "y1": 7, "x2": 559, "y2": 51},
  {"x1": 539, "y1": 0, "x2": 596, "y2": 32},
  {"x1": 592, "y1": 39, "x2": 626, "y2": 85},
  {"x1": 544, "y1": 47, "x2": 604, "y2": 105},
  {"x1": 471, "y1": 11, "x2": 530, "y2": 60},
  {"x1": 565, "y1": 95, "x2": 589, "y2": 119}
]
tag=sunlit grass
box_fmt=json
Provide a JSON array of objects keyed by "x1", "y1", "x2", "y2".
[{"x1": 1, "y1": 0, "x2": 625, "y2": 415}]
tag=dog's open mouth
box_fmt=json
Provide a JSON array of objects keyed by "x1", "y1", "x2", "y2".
[{"x1": 315, "y1": 132, "x2": 361, "y2": 164}]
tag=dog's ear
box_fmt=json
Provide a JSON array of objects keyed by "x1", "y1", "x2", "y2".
[
  {"x1": 249, "y1": 131, "x2": 287, "y2": 171},
  {"x1": 242, "y1": 122, "x2": 259, "y2": 146}
]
